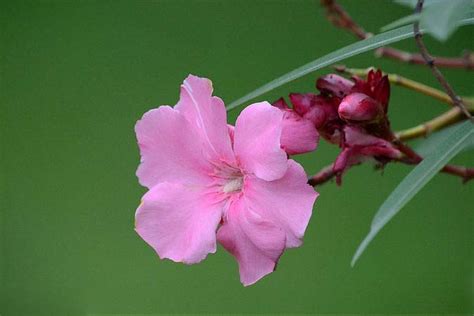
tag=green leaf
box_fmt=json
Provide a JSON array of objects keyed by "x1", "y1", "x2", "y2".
[
  {"x1": 421, "y1": 0, "x2": 472, "y2": 41},
  {"x1": 380, "y1": 13, "x2": 420, "y2": 32},
  {"x1": 351, "y1": 121, "x2": 474, "y2": 267},
  {"x1": 392, "y1": 0, "x2": 473, "y2": 41},
  {"x1": 415, "y1": 121, "x2": 474, "y2": 156},
  {"x1": 226, "y1": 18, "x2": 474, "y2": 111}
]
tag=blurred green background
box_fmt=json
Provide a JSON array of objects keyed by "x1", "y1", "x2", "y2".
[{"x1": 1, "y1": 0, "x2": 473, "y2": 314}]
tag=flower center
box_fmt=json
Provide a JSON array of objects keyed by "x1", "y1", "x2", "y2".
[{"x1": 222, "y1": 176, "x2": 243, "y2": 193}]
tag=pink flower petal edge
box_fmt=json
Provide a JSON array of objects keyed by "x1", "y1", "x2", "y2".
[{"x1": 135, "y1": 182, "x2": 224, "y2": 264}]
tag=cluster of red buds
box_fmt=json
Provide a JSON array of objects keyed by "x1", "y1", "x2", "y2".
[{"x1": 273, "y1": 69, "x2": 403, "y2": 184}]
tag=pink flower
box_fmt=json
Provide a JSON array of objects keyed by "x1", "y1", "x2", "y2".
[
  {"x1": 135, "y1": 75, "x2": 318, "y2": 286},
  {"x1": 272, "y1": 98, "x2": 319, "y2": 155}
]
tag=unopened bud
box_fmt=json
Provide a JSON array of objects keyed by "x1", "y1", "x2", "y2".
[{"x1": 338, "y1": 93, "x2": 384, "y2": 123}]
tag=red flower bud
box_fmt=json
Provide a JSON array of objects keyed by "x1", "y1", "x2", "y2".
[
  {"x1": 373, "y1": 75, "x2": 390, "y2": 111},
  {"x1": 351, "y1": 69, "x2": 390, "y2": 111},
  {"x1": 338, "y1": 93, "x2": 384, "y2": 123},
  {"x1": 316, "y1": 74, "x2": 354, "y2": 98}
]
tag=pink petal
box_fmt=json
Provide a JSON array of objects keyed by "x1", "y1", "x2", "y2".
[
  {"x1": 135, "y1": 106, "x2": 213, "y2": 189},
  {"x1": 233, "y1": 102, "x2": 288, "y2": 181},
  {"x1": 280, "y1": 110, "x2": 319, "y2": 155},
  {"x1": 373, "y1": 75, "x2": 390, "y2": 110},
  {"x1": 217, "y1": 197, "x2": 286, "y2": 286},
  {"x1": 175, "y1": 75, "x2": 234, "y2": 163},
  {"x1": 242, "y1": 160, "x2": 318, "y2": 248},
  {"x1": 227, "y1": 124, "x2": 235, "y2": 147},
  {"x1": 135, "y1": 182, "x2": 224, "y2": 264}
]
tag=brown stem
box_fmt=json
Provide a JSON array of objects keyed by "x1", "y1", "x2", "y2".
[
  {"x1": 320, "y1": 0, "x2": 369, "y2": 40},
  {"x1": 441, "y1": 165, "x2": 474, "y2": 183},
  {"x1": 375, "y1": 47, "x2": 474, "y2": 70},
  {"x1": 308, "y1": 164, "x2": 337, "y2": 186},
  {"x1": 413, "y1": 0, "x2": 472, "y2": 120}
]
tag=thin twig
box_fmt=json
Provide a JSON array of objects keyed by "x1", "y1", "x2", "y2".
[
  {"x1": 413, "y1": 0, "x2": 472, "y2": 120},
  {"x1": 375, "y1": 47, "x2": 474, "y2": 70},
  {"x1": 320, "y1": 0, "x2": 369, "y2": 40}
]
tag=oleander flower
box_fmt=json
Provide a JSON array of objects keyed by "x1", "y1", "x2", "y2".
[{"x1": 134, "y1": 75, "x2": 318, "y2": 286}]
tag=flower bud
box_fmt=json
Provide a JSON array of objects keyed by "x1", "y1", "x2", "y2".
[
  {"x1": 338, "y1": 93, "x2": 384, "y2": 123},
  {"x1": 316, "y1": 74, "x2": 354, "y2": 98},
  {"x1": 373, "y1": 75, "x2": 390, "y2": 110},
  {"x1": 351, "y1": 69, "x2": 391, "y2": 111}
]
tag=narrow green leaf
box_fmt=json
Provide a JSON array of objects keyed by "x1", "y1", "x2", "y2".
[
  {"x1": 226, "y1": 18, "x2": 474, "y2": 111},
  {"x1": 351, "y1": 121, "x2": 474, "y2": 267},
  {"x1": 380, "y1": 13, "x2": 420, "y2": 32},
  {"x1": 415, "y1": 121, "x2": 474, "y2": 156}
]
